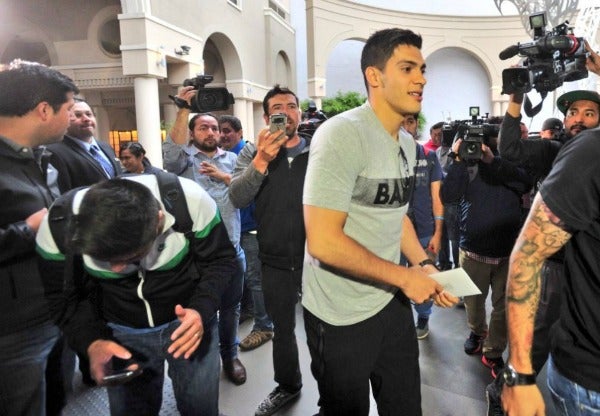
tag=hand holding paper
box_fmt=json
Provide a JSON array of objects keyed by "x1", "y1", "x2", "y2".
[{"x1": 430, "y1": 268, "x2": 481, "y2": 298}]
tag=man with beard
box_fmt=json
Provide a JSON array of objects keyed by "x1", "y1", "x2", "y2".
[
  {"x1": 48, "y1": 98, "x2": 121, "y2": 193},
  {"x1": 163, "y1": 96, "x2": 247, "y2": 386},
  {"x1": 487, "y1": 55, "x2": 600, "y2": 415}
]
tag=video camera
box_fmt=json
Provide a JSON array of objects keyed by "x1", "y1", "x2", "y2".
[
  {"x1": 499, "y1": 12, "x2": 588, "y2": 94},
  {"x1": 442, "y1": 108, "x2": 500, "y2": 162},
  {"x1": 180, "y1": 75, "x2": 235, "y2": 113}
]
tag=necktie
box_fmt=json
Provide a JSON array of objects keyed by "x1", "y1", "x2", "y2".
[{"x1": 89, "y1": 144, "x2": 115, "y2": 178}]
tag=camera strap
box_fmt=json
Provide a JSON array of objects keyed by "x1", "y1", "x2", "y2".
[
  {"x1": 168, "y1": 94, "x2": 191, "y2": 110},
  {"x1": 523, "y1": 92, "x2": 547, "y2": 118}
]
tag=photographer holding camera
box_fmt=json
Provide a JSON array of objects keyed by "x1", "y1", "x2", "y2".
[
  {"x1": 487, "y1": 42, "x2": 600, "y2": 416},
  {"x1": 441, "y1": 123, "x2": 532, "y2": 381}
]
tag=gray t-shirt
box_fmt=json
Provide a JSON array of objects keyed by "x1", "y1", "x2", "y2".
[{"x1": 302, "y1": 102, "x2": 416, "y2": 325}]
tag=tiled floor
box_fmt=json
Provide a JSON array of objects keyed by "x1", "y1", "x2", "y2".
[{"x1": 62, "y1": 302, "x2": 557, "y2": 416}]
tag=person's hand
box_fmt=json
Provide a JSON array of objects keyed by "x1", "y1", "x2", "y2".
[
  {"x1": 432, "y1": 290, "x2": 458, "y2": 308},
  {"x1": 399, "y1": 266, "x2": 444, "y2": 304},
  {"x1": 176, "y1": 86, "x2": 197, "y2": 107},
  {"x1": 502, "y1": 384, "x2": 545, "y2": 416},
  {"x1": 427, "y1": 235, "x2": 441, "y2": 255},
  {"x1": 584, "y1": 40, "x2": 600, "y2": 76},
  {"x1": 167, "y1": 304, "x2": 203, "y2": 359},
  {"x1": 451, "y1": 138, "x2": 462, "y2": 154},
  {"x1": 253, "y1": 127, "x2": 288, "y2": 173},
  {"x1": 481, "y1": 144, "x2": 494, "y2": 164},
  {"x1": 25, "y1": 208, "x2": 48, "y2": 232},
  {"x1": 87, "y1": 339, "x2": 134, "y2": 385},
  {"x1": 199, "y1": 161, "x2": 229, "y2": 183}
]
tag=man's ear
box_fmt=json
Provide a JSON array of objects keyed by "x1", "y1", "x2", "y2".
[
  {"x1": 35, "y1": 101, "x2": 51, "y2": 122},
  {"x1": 157, "y1": 209, "x2": 166, "y2": 234},
  {"x1": 365, "y1": 67, "x2": 381, "y2": 89}
]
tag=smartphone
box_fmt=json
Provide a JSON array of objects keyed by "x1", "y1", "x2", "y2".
[
  {"x1": 269, "y1": 113, "x2": 287, "y2": 134},
  {"x1": 102, "y1": 368, "x2": 143, "y2": 386}
]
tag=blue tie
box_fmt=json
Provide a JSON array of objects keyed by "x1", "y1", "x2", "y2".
[{"x1": 90, "y1": 144, "x2": 115, "y2": 178}]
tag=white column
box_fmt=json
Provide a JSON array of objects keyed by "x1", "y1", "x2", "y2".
[
  {"x1": 245, "y1": 100, "x2": 255, "y2": 142},
  {"x1": 134, "y1": 77, "x2": 163, "y2": 168}
]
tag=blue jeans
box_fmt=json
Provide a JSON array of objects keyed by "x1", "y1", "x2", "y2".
[
  {"x1": 0, "y1": 321, "x2": 60, "y2": 416},
  {"x1": 219, "y1": 245, "x2": 245, "y2": 362},
  {"x1": 400, "y1": 236, "x2": 434, "y2": 320},
  {"x1": 547, "y1": 356, "x2": 600, "y2": 415},
  {"x1": 106, "y1": 318, "x2": 220, "y2": 416},
  {"x1": 241, "y1": 232, "x2": 273, "y2": 331}
]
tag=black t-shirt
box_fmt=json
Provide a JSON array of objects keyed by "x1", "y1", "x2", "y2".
[{"x1": 540, "y1": 129, "x2": 600, "y2": 392}]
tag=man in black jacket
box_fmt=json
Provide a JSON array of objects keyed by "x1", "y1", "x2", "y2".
[
  {"x1": 0, "y1": 60, "x2": 77, "y2": 416},
  {"x1": 442, "y1": 129, "x2": 531, "y2": 380},
  {"x1": 47, "y1": 98, "x2": 121, "y2": 193},
  {"x1": 229, "y1": 85, "x2": 309, "y2": 416},
  {"x1": 37, "y1": 175, "x2": 236, "y2": 416}
]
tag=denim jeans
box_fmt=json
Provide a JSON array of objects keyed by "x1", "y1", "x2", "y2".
[
  {"x1": 219, "y1": 245, "x2": 245, "y2": 362},
  {"x1": 261, "y1": 264, "x2": 302, "y2": 392},
  {"x1": 241, "y1": 232, "x2": 273, "y2": 331},
  {"x1": 304, "y1": 292, "x2": 421, "y2": 415},
  {"x1": 547, "y1": 356, "x2": 600, "y2": 415},
  {"x1": 106, "y1": 317, "x2": 220, "y2": 416},
  {"x1": 400, "y1": 236, "x2": 434, "y2": 320},
  {"x1": 0, "y1": 321, "x2": 60, "y2": 416}
]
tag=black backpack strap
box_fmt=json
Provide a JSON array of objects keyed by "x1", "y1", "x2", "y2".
[
  {"x1": 153, "y1": 170, "x2": 193, "y2": 234},
  {"x1": 48, "y1": 187, "x2": 82, "y2": 253}
]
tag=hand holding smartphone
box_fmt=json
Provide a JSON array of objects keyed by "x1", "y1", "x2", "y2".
[
  {"x1": 101, "y1": 357, "x2": 143, "y2": 386},
  {"x1": 269, "y1": 113, "x2": 287, "y2": 141},
  {"x1": 102, "y1": 368, "x2": 143, "y2": 386}
]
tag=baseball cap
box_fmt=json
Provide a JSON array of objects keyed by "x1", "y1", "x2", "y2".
[
  {"x1": 541, "y1": 117, "x2": 563, "y2": 131},
  {"x1": 556, "y1": 90, "x2": 600, "y2": 115}
]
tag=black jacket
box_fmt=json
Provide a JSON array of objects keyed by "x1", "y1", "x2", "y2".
[
  {"x1": 230, "y1": 137, "x2": 310, "y2": 270},
  {"x1": 47, "y1": 135, "x2": 121, "y2": 192},
  {"x1": 0, "y1": 138, "x2": 54, "y2": 335},
  {"x1": 499, "y1": 113, "x2": 566, "y2": 179}
]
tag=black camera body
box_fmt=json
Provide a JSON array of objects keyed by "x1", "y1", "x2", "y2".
[
  {"x1": 182, "y1": 75, "x2": 235, "y2": 112},
  {"x1": 500, "y1": 12, "x2": 588, "y2": 94},
  {"x1": 443, "y1": 120, "x2": 500, "y2": 162}
]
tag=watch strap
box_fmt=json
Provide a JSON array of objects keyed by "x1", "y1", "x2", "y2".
[{"x1": 418, "y1": 258, "x2": 436, "y2": 267}]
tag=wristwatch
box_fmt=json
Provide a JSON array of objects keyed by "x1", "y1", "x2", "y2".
[
  {"x1": 502, "y1": 364, "x2": 536, "y2": 387},
  {"x1": 418, "y1": 258, "x2": 436, "y2": 267}
]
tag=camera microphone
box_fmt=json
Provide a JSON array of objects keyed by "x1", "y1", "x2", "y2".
[{"x1": 499, "y1": 45, "x2": 520, "y2": 60}]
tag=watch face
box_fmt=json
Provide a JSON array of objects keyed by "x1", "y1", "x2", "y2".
[{"x1": 502, "y1": 368, "x2": 516, "y2": 386}]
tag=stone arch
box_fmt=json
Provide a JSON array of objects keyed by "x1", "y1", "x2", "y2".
[
  {"x1": 0, "y1": 20, "x2": 58, "y2": 66},
  {"x1": 204, "y1": 32, "x2": 243, "y2": 84},
  {"x1": 274, "y1": 50, "x2": 293, "y2": 87},
  {"x1": 306, "y1": 0, "x2": 529, "y2": 114}
]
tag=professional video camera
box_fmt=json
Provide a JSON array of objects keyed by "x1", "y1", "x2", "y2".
[
  {"x1": 499, "y1": 12, "x2": 588, "y2": 95},
  {"x1": 170, "y1": 74, "x2": 234, "y2": 113},
  {"x1": 442, "y1": 107, "x2": 500, "y2": 162}
]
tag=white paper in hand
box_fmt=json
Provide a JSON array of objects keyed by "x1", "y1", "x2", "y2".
[{"x1": 430, "y1": 268, "x2": 481, "y2": 297}]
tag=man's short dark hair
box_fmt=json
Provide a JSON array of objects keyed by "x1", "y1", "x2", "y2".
[
  {"x1": 0, "y1": 60, "x2": 79, "y2": 117},
  {"x1": 188, "y1": 112, "x2": 219, "y2": 132},
  {"x1": 360, "y1": 28, "x2": 423, "y2": 93},
  {"x1": 431, "y1": 121, "x2": 445, "y2": 131},
  {"x1": 262, "y1": 84, "x2": 299, "y2": 116},
  {"x1": 69, "y1": 179, "x2": 161, "y2": 261},
  {"x1": 218, "y1": 115, "x2": 242, "y2": 132}
]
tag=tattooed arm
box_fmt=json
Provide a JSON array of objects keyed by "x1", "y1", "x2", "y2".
[{"x1": 502, "y1": 192, "x2": 572, "y2": 416}]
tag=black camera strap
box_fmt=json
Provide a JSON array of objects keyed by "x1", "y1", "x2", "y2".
[
  {"x1": 523, "y1": 92, "x2": 547, "y2": 118},
  {"x1": 168, "y1": 94, "x2": 191, "y2": 110}
]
